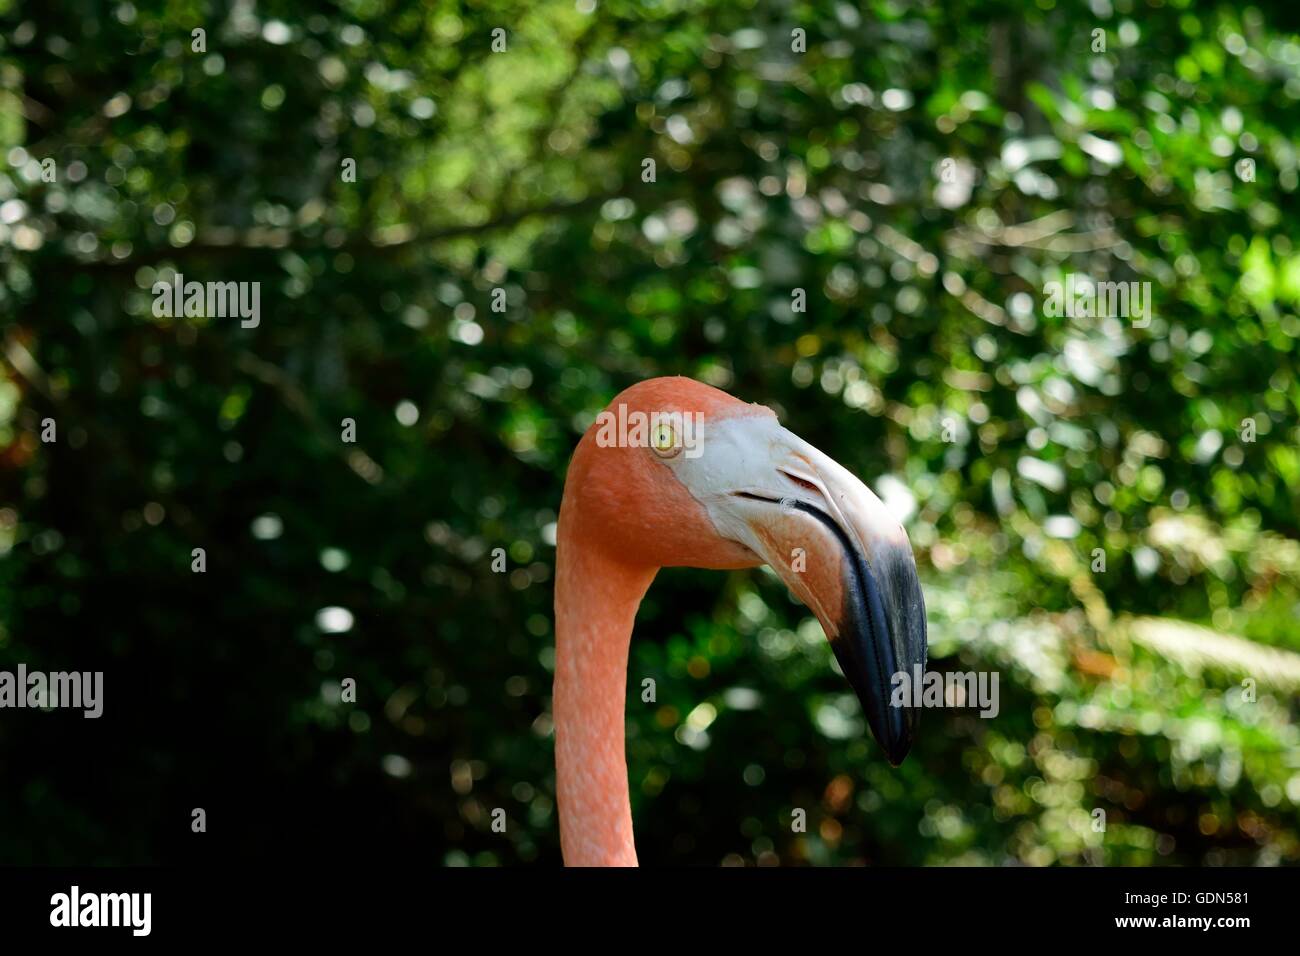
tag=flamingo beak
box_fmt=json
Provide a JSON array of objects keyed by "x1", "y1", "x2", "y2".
[
  {"x1": 722, "y1": 430, "x2": 928, "y2": 766},
  {"x1": 795, "y1": 494, "x2": 927, "y2": 767}
]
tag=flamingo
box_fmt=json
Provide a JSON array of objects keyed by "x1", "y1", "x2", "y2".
[{"x1": 553, "y1": 377, "x2": 928, "y2": 866}]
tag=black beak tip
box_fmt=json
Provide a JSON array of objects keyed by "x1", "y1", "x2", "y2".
[
  {"x1": 865, "y1": 701, "x2": 916, "y2": 767},
  {"x1": 794, "y1": 500, "x2": 927, "y2": 770},
  {"x1": 882, "y1": 727, "x2": 913, "y2": 767},
  {"x1": 831, "y1": 536, "x2": 927, "y2": 770}
]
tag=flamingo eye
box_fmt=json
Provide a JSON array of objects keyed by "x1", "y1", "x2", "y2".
[{"x1": 650, "y1": 422, "x2": 681, "y2": 458}]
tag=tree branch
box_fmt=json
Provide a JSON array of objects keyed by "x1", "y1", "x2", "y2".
[{"x1": 79, "y1": 192, "x2": 620, "y2": 270}]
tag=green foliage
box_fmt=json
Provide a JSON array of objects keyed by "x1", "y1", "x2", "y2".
[{"x1": 0, "y1": 0, "x2": 1297, "y2": 865}]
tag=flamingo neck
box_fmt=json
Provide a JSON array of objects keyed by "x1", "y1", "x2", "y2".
[{"x1": 553, "y1": 516, "x2": 656, "y2": 866}]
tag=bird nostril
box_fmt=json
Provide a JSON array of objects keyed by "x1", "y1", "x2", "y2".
[{"x1": 779, "y1": 470, "x2": 821, "y2": 496}]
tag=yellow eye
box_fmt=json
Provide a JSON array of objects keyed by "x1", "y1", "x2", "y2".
[{"x1": 650, "y1": 422, "x2": 681, "y2": 458}]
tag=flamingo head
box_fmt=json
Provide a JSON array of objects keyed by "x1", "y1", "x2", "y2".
[{"x1": 565, "y1": 377, "x2": 929, "y2": 765}]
